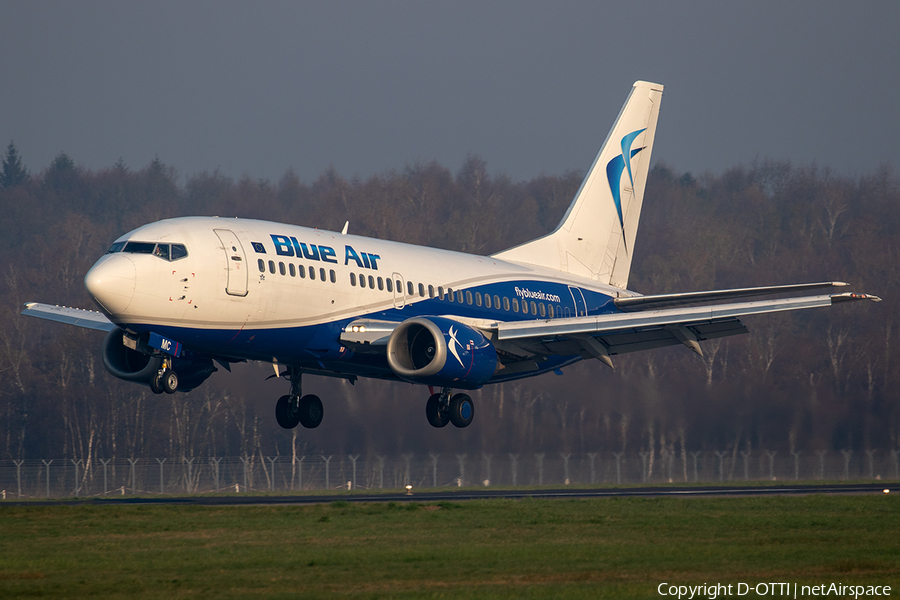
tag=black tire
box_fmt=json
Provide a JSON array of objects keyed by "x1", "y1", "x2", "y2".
[
  {"x1": 149, "y1": 372, "x2": 164, "y2": 394},
  {"x1": 426, "y1": 393, "x2": 449, "y2": 428},
  {"x1": 275, "y1": 394, "x2": 299, "y2": 429},
  {"x1": 449, "y1": 393, "x2": 474, "y2": 428},
  {"x1": 162, "y1": 369, "x2": 179, "y2": 394},
  {"x1": 298, "y1": 394, "x2": 323, "y2": 429}
]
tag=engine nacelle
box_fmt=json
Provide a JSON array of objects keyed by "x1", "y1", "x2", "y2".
[
  {"x1": 101, "y1": 328, "x2": 216, "y2": 392},
  {"x1": 386, "y1": 317, "x2": 497, "y2": 388}
]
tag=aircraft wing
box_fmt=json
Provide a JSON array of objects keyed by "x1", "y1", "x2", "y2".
[
  {"x1": 496, "y1": 289, "x2": 881, "y2": 361},
  {"x1": 21, "y1": 302, "x2": 116, "y2": 332}
]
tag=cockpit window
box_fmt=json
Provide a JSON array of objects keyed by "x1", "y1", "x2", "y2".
[
  {"x1": 124, "y1": 241, "x2": 156, "y2": 254},
  {"x1": 109, "y1": 241, "x2": 188, "y2": 261},
  {"x1": 171, "y1": 244, "x2": 188, "y2": 260}
]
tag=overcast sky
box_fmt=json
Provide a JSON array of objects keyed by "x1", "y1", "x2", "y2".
[{"x1": 2, "y1": 1, "x2": 898, "y2": 185}]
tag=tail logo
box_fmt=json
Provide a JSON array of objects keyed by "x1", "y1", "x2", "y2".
[{"x1": 605, "y1": 128, "x2": 646, "y2": 251}]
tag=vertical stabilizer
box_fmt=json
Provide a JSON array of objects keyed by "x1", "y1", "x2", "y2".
[{"x1": 493, "y1": 81, "x2": 663, "y2": 289}]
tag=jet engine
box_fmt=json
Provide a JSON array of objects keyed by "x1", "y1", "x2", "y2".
[
  {"x1": 386, "y1": 317, "x2": 497, "y2": 388},
  {"x1": 101, "y1": 328, "x2": 216, "y2": 392}
]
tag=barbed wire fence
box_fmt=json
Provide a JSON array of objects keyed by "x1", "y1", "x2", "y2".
[{"x1": 2, "y1": 449, "x2": 898, "y2": 499}]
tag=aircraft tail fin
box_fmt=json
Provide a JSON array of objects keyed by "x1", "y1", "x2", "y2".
[{"x1": 493, "y1": 80, "x2": 663, "y2": 289}]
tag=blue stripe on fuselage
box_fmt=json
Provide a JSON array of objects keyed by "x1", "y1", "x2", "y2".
[{"x1": 123, "y1": 280, "x2": 616, "y2": 386}]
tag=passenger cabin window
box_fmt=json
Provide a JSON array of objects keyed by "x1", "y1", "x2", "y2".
[
  {"x1": 330, "y1": 270, "x2": 336, "y2": 283},
  {"x1": 466, "y1": 291, "x2": 473, "y2": 305},
  {"x1": 503, "y1": 297, "x2": 510, "y2": 311},
  {"x1": 258, "y1": 259, "x2": 265, "y2": 272},
  {"x1": 279, "y1": 262, "x2": 286, "y2": 276},
  {"x1": 350, "y1": 273, "x2": 357, "y2": 286},
  {"x1": 268, "y1": 261, "x2": 276, "y2": 274},
  {"x1": 475, "y1": 292, "x2": 482, "y2": 307},
  {"x1": 386, "y1": 279, "x2": 393, "y2": 293},
  {"x1": 289, "y1": 264, "x2": 296, "y2": 277},
  {"x1": 407, "y1": 281, "x2": 414, "y2": 296}
]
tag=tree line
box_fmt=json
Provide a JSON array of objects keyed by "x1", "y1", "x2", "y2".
[{"x1": 1, "y1": 143, "x2": 897, "y2": 466}]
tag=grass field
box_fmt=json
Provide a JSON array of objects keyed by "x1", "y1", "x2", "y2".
[{"x1": 1, "y1": 494, "x2": 898, "y2": 598}]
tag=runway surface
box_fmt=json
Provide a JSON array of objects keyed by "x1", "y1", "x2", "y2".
[{"x1": 3, "y1": 483, "x2": 893, "y2": 507}]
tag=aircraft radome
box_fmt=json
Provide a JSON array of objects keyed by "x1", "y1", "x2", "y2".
[{"x1": 23, "y1": 81, "x2": 880, "y2": 431}]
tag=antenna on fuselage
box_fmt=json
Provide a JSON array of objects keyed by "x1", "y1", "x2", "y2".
[{"x1": 341, "y1": 221, "x2": 349, "y2": 235}]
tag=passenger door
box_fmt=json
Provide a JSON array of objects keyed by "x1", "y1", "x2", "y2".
[{"x1": 214, "y1": 229, "x2": 249, "y2": 297}]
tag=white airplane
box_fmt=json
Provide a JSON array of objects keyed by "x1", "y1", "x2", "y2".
[{"x1": 23, "y1": 81, "x2": 880, "y2": 430}]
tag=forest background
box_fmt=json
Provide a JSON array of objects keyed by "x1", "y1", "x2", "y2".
[{"x1": 0, "y1": 145, "x2": 896, "y2": 465}]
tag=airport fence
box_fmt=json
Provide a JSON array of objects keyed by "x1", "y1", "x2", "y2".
[{"x1": 1, "y1": 449, "x2": 899, "y2": 499}]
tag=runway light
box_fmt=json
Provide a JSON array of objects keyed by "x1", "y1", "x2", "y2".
[
  {"x1": 884, "y1": 489, "x2": 890, "y2": 494},
  {"x1": 405, "y1": 485, "x2": 413, "y2": 495}
]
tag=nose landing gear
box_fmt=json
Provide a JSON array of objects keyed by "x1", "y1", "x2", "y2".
[
  {"x1": 149, "y1": 358, "x2": 179, "y2": 395},
  {"x1": 426, "y1": 387, "x2": 474, "y2": 428}
]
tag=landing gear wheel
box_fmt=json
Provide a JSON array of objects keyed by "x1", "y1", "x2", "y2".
[
  {"x1": 149, "y1": 372, "x2": 164, "y2": 395},
  {"x1": 162, "y1": 369, "x2": 178, "y2": 394},
  {"x1": 275, "y1": 394, "x2": 300, "y2": 429},
  {"x1": 449, "y1": 393, "x2": 474, "y2": 428},
  {"x1": 426, "y1": 393, "x2": 450, "y2": 428},
  {"x1": 298, "y1": 394, "x2": 323, "y2": 429}
]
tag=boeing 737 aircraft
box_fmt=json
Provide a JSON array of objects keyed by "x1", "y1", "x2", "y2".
[{"x1": 23, "y1": 81, "x2": 880, "y2": 431}]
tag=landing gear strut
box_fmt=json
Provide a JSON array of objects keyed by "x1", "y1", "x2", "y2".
[
  {"x1": 426, "y1": 387, "x2": 474, "y2": 428},
  {"x1": 275, "y1": 369, "x2": 323, "y2": 430}
]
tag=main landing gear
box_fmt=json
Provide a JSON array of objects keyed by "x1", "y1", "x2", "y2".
[
  {"x1": 275, "y1": 369, "x2": 323, "y2": 429},
  {"x1": 149, "y1": 357, "x2": 178, "y2": 395},
  {"x1": 426, "y1": 387, "x2": 474, "y2": 428}
]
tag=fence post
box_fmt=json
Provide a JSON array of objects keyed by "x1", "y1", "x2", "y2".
[
  {"x1": 266, "y1": 457, "x2": 278, "y2": 491},
  {"x1": 816, "y1": 450, "x2": 827, "y2": 479},
  {"x1": 639, "y1": 452, "x2": 649, "y2": 483},
  {"x1": 156, "y1": 458, "x2": 167, "y2": 494},
  {"x1": 714, "y1": 451, "x2": 727, "y2": 482},
  {"x1": 792, "y1": 451, "x2": 802, "y2": 480},
  {"x1": 613, "y1": 452, "x2": 624, "y2": 484},
  {"x1": 349, "y1": 455, "x2": 359, "y2": 490},
  {"x1": 184, "y1": 457, "x2": 196, "y2": 493},
  {"x1": 482, "y1": 453, "x2": 492, "y2": 486},
  {"x1": 14, "y1": 460, "x2": 24, "y2": 497},
  {"x1": 508, "y1": 454, "x2": 519, "y2": 487},
  {"x1": 297, "y1": 456, "x2": 304, "y2": 491},
  {"x1": 866, "y1": 450, "x2": 876, "y2": 479},
  {"x1": 535, "y1": 453, "x2": 544, "y2": 486},
  {"x1": 841, "y1": 449, "x2": 853, "y2": 480},
  {"x1": 766, "y1": 451, "x2": 777, "y2": 480},
  {"x1": 42, "y1": 459, "x2": 53, "y2": 497},
  {"x1": 240, "y1": 455, "x2": 250, "y2": 491},
  {"x1": 376, "y1": 456, "x2": 385, "y2": 489},
  {"x1": 99, "y1": 458, "x2": 110, "y2": 496},
  {"x1": 560, "y1": 453, "x2": 571, "y2": 485},
  {"x1": 740, "y1": 451, "x2": 751, "y2": 481},
  {"x1": 429, "y1": 453, "x2": 439, "y2": 488},
  {"x1": 456, "y1": 454, "x2": 467, "y2": 487},
  {"x1": 210, "y1": 457, "x2": 223, "y2": 492},
  {"x1": 322, "y1": 455, "x2": 332, "y2": 490},
  {"x1": 71, "y1": 459, "x2": 84, "y2": 496},
  {"x1": 403, "y1": 454, "x2": 413, "y2": 487},
  {"x1": 587, "y1": 453, "x2": 597, "y2": 485},
  {"x1": 691, "y1": 451, "x2": 701, "y2": 482},
  {"x1": 128, "y1": 458, "x2": 139, "y2": 494},
  {"x1": 892, "y1": 449, "x2": 899, "y2": 479}
]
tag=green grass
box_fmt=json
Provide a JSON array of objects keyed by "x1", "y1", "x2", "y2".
[{"x1": 1, "y1": 495, "x2": 897, "y2": 598}]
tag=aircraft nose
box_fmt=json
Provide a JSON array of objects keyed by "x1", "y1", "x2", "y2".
[{"x1": 84, "y1": 254, "x2": 136, "y2": 316}]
